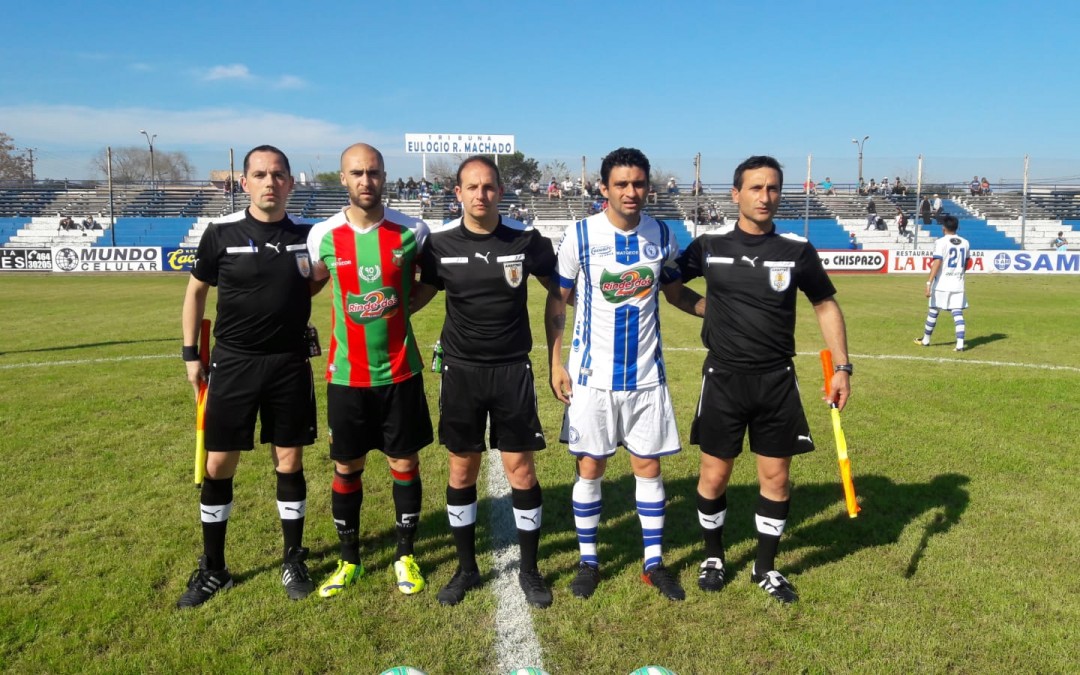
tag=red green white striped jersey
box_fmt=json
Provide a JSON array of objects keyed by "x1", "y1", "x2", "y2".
[{"x1": 307, "y1": 207, "x2": 430, "y2": 387}]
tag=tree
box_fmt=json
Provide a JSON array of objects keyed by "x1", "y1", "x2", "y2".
[
  {"x1": 0, "y1": 132, "x2": 32, "y2": 182},
  {"x1": 91, "y1": 146, "x2": 195, "y2": 183},
  {"x1": 315, "y1": 171, "x2": 340, "y2": 187},
  {"x1": 540, "y1": 159, "x2": 571, "y2": 183}
]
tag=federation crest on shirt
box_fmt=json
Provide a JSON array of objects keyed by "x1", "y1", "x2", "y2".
[
  {"x1": 294, "y1": 252, "x2": 311, "y2": 278},
  {"x1": 769, "y1": 267, "x2": 791, "y2": 292},
  {"x1": 503, "y1": 261, "x2": 524, "y2": 288}
]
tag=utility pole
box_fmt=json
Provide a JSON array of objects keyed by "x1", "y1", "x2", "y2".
[{"x1": 24, "y1": 148, "x2": 36, "y2": 184}]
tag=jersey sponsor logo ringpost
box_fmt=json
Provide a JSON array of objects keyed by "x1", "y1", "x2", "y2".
[
  {"x1": 599, "y1": 266, "x2": 655, "y2": 303},
  {"x1": 346, "y1": 288, "x2": 401, "y2": 323}
]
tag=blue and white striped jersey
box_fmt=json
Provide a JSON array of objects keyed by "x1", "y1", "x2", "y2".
[{"x1": 555, "y1": 212, "x2": 681, "y2": 391}]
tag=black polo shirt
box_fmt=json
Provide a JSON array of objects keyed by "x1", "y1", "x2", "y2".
[
  {"x1": 678, "y1": 225, "x2": 836, "y2": 372},
  {"x1": 192, "y1": 209, "x2": 313, "y2": 354},
  {"x1": 419, "y1": 217, "x2": 556, "y2": 366}
]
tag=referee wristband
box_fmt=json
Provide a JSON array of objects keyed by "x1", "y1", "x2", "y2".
[{"x1": 182, "y1": 345, "x2": 200, "y2": 362}]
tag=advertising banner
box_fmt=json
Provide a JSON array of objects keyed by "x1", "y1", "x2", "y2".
[
  {"x1": 888, "y1": 249, "x2": 1079, "y2": 274},
  {"x1": 50, "y1": 246, "x2": 162, "y2": 272},
  {"x1": 163, "y1": 247, "x2": 198, "y2": 272},
  {"x1": 818, "y1": 250, "x2": 888, "y2": 273},
  {"x1": 0, "y1": 248, "x2": 53, "y2": 271}
]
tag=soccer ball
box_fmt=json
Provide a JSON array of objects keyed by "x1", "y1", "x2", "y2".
[
  {"x1": 379, "y1": 668, "x2": 427, "y2": 675},
  {"x1": 508, "y1": 669, "x2": 551, "y2": 675},
  {"x1": 629, "y1": 668, "x2": 677, "y2": 675}
]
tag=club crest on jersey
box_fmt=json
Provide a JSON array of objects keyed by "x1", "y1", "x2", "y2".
[
  {"x1": 769, "y1": 267, "x2": 791, "y2": 292},
  {"x1": 294, "y1": 252, "x2": 311, "y2": 278},
  {"x1": 503, "y1": 261, "x2": 524, "y2": 288},
  {"x1": 599, "y1": 266, "x2": 655, "y2": 303},
  {"x1": 345, "y1": 288, "x2": 400, "y2": 324},
  {"x1": 391, "y1": 248, "x2": 405, "y2": 267},
  {"x1": 642, "y1": 242, "x2": 660, "y2": 259},
  {"x1": 358, "y1": 265, "x2": 381, "y2": 282}
]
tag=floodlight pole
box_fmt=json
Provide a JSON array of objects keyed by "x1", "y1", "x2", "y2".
[
  {"x1": 851, "y1": 135, "x2": 869, "y2": 189},
  {"x1": 140, "y1": 129, "x2": 157, "y2": 188}
]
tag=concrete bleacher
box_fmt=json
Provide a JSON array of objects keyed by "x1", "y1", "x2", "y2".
[
  {"x1": 4, "y1": 216, "x2": 110, "y2": 248},
  {"x1": 111, "y1": 217, "x2": 195, "y2": 247}
]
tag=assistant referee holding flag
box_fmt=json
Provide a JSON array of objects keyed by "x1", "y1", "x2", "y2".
[{"x1": 178, "y1": 145, "x2": 325, "y2": 608}]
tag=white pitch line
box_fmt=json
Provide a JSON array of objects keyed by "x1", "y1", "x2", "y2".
[
  {"x1": 4, "y1": 349, "x2": 1078, "y2": 374},
  {"x1": 0, "y1": 353, "x2": 174, "y2": 370},
  {"x1": 484, "y1": 447, "x2": 545, "y2": 673}
]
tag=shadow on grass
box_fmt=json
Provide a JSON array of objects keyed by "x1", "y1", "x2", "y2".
[
  {"x1": 964, "y1": 332, "x2": 1007, "y2": 350},
  {"x1": 531, "y1": 471, "x2": 970, "y2": 582},
  {"x1": 0, "y1": 337, "x2": 176, "y2": 356},
  {"x1": 230, "y1": 471, "x2": 969, "y2": 588}
]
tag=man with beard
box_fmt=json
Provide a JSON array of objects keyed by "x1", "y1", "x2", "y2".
[{"x1": 306, "y1": 143, "x2": 433, "y2": 598}]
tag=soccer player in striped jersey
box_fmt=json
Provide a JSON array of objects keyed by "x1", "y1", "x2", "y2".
[
  {"x1": 306, "y1": 143, "x2": 434, "y2": 598},
  {"x1": 915, "y1": 215, "x2": 970, "y2": 351},
  {"x1": 546, "y1": 147, "x2": 704, "y2": 601}
]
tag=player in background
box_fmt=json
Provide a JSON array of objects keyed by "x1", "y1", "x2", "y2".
[
  {"x1": 306, "y1": 143, "x2": 433, "y2": 598},
  {"x1": 178, "y1": 145, "x2": 323, "y2": 608},
  {"x1": 546, "y1": 147, "x2": 704, "y2": 602},
  {"x1": 915, "y1": 215, "x2": 969, "y2": 351},
  {"x1": 677, "y1": 155, "x2": 851, "y2": 604},
  {"x1": 416, "y1": 155, "x2": 558, "y2": 608}
]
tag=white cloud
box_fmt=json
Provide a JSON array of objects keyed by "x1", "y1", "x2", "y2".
[
  {"x1": 274, "y1": 75, "x2": 307, "y2": 90},
  {"x1": 202, "y1": 64, "x2": 253, "y2": 81},
  {"x1": 0, "y1": 103, "x2": 407, "y2": 182},
  {"x1": 128, "y1": 63, "x2": 153, "y2": 73}
]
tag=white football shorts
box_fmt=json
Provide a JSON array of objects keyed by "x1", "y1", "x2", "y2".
[
  {"x1": 930, "y1": 289, "x2": 968, "y2": 310},
  {"x1": 565, "y1": 384, "x2": 681, "y2": 459}
]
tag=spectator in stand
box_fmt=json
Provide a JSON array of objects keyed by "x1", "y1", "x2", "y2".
[
  {"x1": 803, "y1": 179, "x2": 816, "y2": 194},
  {"x1": 896, "y1": 206, "x2": 911, "y2": 241},
  {"x1": 1052, "y1": 231, "x2": 1069, "y2": 251},
  {"x1": 857, "y1": 179, "x2": 867, "y2": 195},
  {"x1": 932, "y1": 194, "x2": 943, "y2": 219},
  {"x1": 547, "y1": 179, "x2": 561, "y2": 200},
  {"x1": 395, "y1": 178, "x2": 405, "y2": 199},
  {"x1": 868, "y1": 178, "x2": 878, "y2": 195},
  {"x1": 83, "y1": 215, "x2": 101, "y2": 231},
  {"x1": 529, "y1": 179, "x2": 541, "y2": 195},
  {"x1": 562, "y1": 177, "x2": 575, "y2": 197},
  {"x1": 865, "y1": 196, "x2": 877, "y2": 230},
  {"x1": 406, "y1": 177, "x2": 418, "y2": 199},
  {"x1": 691, "y1": 179, "x2": 703, "y2": 196},
  {"x1": 707, "y1": 203, "x2": 719, "y2": 225},
  {"x1": 893, "y1": 176, "x2": 907, "y2": 195},
  {"x1": 59, "y1": 215, "x2": 76, "y2": 231},
  {"x1": 849, "y1": 233, "x2": 859, "y2": 249},
  {"x1": 969, "y1": 176, "x2": 980, "y2": 196},
  {"x1": 447, "y1": 200, "x2": 461, "y2": 218},
  {"x1": 667, "y1": 177, "x2": 678, "y2": 194},
  {"x1": 980, "y1": 177, "x2": 991, "y2": 195},
  {"x1": 819, "y1": 177, "x2": 834, "y2": 195},
  {"x1": 880, "y1": 177, "x2": 890, "y2": 195},
  {"x1": 591, "y1": 196, "x2": 603, "y2": 214},
  {"x1": 920, "y1": 196, "x2": 933, "y2": 225}
]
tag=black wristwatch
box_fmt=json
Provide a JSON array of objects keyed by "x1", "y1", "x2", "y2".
[{"x1": 834, "y1": 363, "x2": 853, "y2": 375}]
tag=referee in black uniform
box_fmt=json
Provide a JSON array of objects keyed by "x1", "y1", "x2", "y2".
[
  {"x1": 416, "y1": 155, "x2": 558, "y2": 608},
  {"x1": 677, "y1": 155, "x2": 851, "y2": 604},
  {"x1": 178, "y1": 145, "x2": 325, "y2": 608}
]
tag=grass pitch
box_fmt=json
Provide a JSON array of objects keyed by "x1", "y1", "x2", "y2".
[{"x1": 0, "y1": 272, "x2": 1077, "y2": 674}]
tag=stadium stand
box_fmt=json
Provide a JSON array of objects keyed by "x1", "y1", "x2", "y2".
[{"x1": 1, "y1": 182, "x2": 1077, "y2": 252}]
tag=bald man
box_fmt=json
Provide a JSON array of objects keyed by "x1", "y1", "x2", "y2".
[{"x1": 306, "y1": 143, "x2": 434, "y2": 598}]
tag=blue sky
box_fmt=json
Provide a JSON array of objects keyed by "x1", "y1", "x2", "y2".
[{"x1": 2, "y1": 1, "x2": 1076, "y2": 186}]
